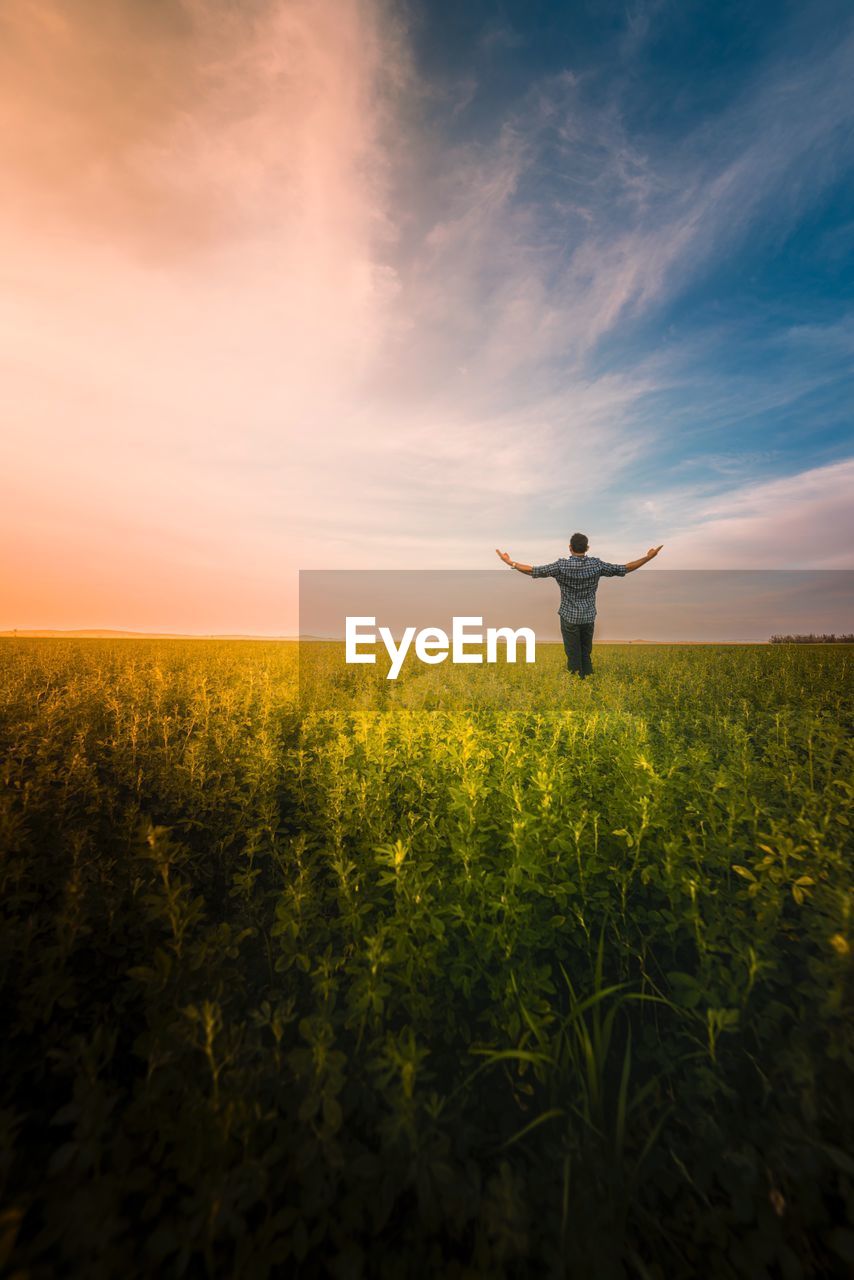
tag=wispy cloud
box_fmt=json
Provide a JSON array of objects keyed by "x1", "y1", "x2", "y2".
[
  {"x1": 646, "y1": 457, "x2": 854, "y2": 569},
  {"x1": 393, "y1": 20, "x2": 854, "y2": 380}
]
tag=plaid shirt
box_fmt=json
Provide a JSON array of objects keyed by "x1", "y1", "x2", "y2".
[{"x1": 531, "y1": 555, "x2": 627, "y2": 624}]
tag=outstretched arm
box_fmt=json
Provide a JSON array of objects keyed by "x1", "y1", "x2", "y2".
[
  {"x1": 495, "y1": 549, "x2": 533, "y2": 575},
  {"x1": 625, "y1": 545, "x2": 664, "y2": 573}
]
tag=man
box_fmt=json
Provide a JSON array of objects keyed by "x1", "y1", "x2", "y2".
[{"x1": 495, "y1": 534, "x2": 663, "y2": 678}]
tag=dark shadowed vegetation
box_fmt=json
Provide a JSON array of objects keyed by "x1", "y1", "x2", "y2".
[{"x1": 1, "y1": 640, "x2": 852, "y2": 1278}]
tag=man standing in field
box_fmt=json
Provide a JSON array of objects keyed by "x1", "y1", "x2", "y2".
[{"x1": 495, "y1": 534, "x2": 664, "y2": 679}]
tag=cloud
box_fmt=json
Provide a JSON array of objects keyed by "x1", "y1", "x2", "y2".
[
  {"x1": 636, "y1": 457, "x2": 854, "y2": 568},
  {"x1": 356, "y1": 12, "x2": 854, "y2": 487},
  {"x1": 1, "y1": 0, "x2": 414, "y2": 630},
  {"x1": 0, "y1": 0, "x2": 409, "y2": 253}
]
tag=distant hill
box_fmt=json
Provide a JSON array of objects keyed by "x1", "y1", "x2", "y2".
[
  {"x1": 0, "y1": 631, "x2": 768, "y2": 644},
  {"x1": 0, "y1": 630, "x2": 300, "y2": 640}
]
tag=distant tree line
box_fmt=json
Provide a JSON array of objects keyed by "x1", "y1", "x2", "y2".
[{"x1": 769, "y1": 633, "x2": 854, "y2": 644}]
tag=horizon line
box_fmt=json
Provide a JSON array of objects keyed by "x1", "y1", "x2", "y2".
[{"x1": 0, "y1": 628, "x2": 804, "y2": 644}]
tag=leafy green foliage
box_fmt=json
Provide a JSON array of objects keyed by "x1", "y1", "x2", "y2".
[{"x1": 0, "y1": 639, "x2": 852, "y2": 1277}]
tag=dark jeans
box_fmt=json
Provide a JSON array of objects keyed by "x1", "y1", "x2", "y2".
[{"x1": 560, "y1": 618, "x2": 595, "y2": 678}]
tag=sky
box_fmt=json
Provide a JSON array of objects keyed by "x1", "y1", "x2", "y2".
[{"x1": 2, "y1": 0, "x2": 853, "y2": 634}]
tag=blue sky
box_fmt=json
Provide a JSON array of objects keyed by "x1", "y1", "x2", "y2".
[{"x1": 382, "y1": 0, "x2": 854, "y2": 568}]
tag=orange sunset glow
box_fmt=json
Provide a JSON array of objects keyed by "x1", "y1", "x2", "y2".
[{"x1": 3, "y1": 0, "x2": 409, "y2": 633}]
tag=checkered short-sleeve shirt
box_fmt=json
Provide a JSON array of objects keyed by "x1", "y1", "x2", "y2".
[{"x1": 531, "y1": 555, "x2": 627, "y2": 624}]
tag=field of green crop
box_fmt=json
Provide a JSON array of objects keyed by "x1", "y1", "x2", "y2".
[{"x1": 1, "y1": 639, "x2": 852, "y2": 1278}]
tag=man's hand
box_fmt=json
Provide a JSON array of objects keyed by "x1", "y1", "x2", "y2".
[
  {"x1": 625, "y1": 544, "x2": 664, "y2": 573},
  {"x1": 495, "y1": 549, "x2": 533, "y2": 574}
]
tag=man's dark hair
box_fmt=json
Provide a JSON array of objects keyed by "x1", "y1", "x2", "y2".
[{"x1": 570, "y1": 532, "x2": 589, "y2": 553}]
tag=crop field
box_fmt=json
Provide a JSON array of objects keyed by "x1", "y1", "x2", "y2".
[{"x1": 1, "y1": 639, "x2": 852, "y2": 1279}]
